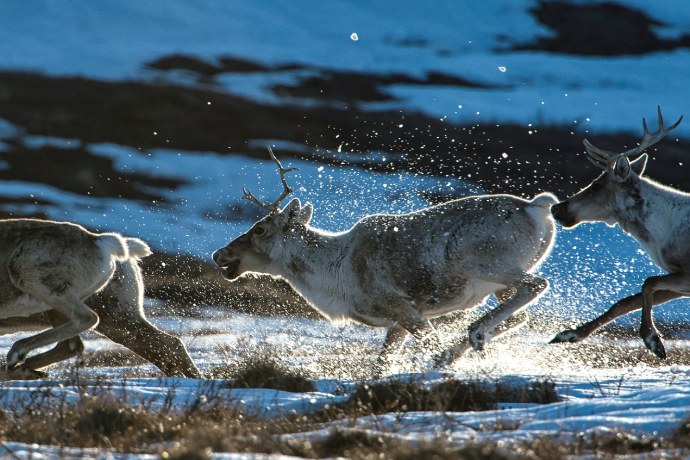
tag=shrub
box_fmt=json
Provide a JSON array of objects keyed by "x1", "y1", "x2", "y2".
[{"x1": 220, "y1": 352, "x2": 315, "y2": 393}]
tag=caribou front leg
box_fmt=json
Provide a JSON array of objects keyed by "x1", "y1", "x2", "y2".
[
  {"x1": 640, "y1": 273, "x2": 690, "y2": 359},
  {"x1": 374, "y1": 324, "x2": 408, "y2": 377},
  {"x1": 550, "y1": 290, "x2": 683, "y2": 347}
]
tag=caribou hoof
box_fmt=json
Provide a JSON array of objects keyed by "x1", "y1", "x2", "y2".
[
  {"x1": 432, "y1": 341, "x2": 471, "y2": 370},
  {"x1": 431, "y1": 350, "x2": 452, "y2": 370},
  {"x1": 549, "y1": 329, "x2": 582, "y2": 344},
  {"x1": 469, "y1": 328, "x2": 487, "y2": 352},
  {"x1": 5, "y1": 366, "x2": 47, "y2": 381},
  {"x1": 643, "y1": 333, "x2": 667, "y2": 360},
  {"x1": 6, "y1": 346, "x2": 26, "y2": 371}
]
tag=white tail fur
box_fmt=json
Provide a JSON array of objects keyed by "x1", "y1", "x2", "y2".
[
  {"x1": 125, "y1": 238, "x2": 152, "y2": 259},
  {"x1": 529, "y1": 192, "x2": 559, "y2": 208},
  {"x1": 97, "y1": 233, "x2": 129, "y2": 262}
]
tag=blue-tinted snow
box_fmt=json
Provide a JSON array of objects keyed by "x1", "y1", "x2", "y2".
[{"x1": 0, "y1": 1, "x2": 690, "y2": 457}]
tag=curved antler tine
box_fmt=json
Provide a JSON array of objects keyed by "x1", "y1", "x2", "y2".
[
  {"x1": 242, "y1": 185, "x2": 273, "y2": 210},
  {"x1": 669, "y1": 114, "x2": 684, "y2": 131},
  {"x1": 619, "y1": 106, "x2": 683, "y2": 158},
  {"x1": 655, "y1": 105, "x2": 684, "y2": 132},
  {"x1": 583, "y1": 139, "x2": 613, "y2": 170},
  {"x1": 642, "y1": 117, "x2": 650, "y2": 137},
  {"x1": 265, "y1": 146, "x2": 298, "y2": 211},
  {"x1": 240, "y1": 147, "x2": 299, "y2": 213}
]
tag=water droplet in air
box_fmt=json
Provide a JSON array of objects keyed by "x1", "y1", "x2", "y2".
[
  {"x1": 350, "y1": 33, "x2": 359, "y2": 41},
  {"x1": 498, "y1": 66, "x2": 507, "y2": 72}
]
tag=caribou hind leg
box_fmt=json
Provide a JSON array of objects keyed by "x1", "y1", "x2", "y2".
[
  {"x1": 20, "y1": 311, "x2": 84, "y2": 372},
  {"x1": 6, "y1": 292, "x2": 98, "y2": 370},
  {"x1": 430, "y1": 288, "x2": 527, "y2": 368},
  {"x1": 94, "y1": 313, "x2": 201, "y2": 378},
  {"x1": 468, "y1": 274, "x2": 547, "y2": 352},
  {"x1": 431, "y1": 310, "x2": 528, "y2": 369}
]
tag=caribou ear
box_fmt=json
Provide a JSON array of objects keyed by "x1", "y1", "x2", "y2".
[
  {"x1": 610, "y1": 156, "x2": 632, "y2": 182},
  {"x1": 629, "y1": 153, "x2": 648, "y2": 176},
  {"x1": 275, "y1": 198, "x2": 301, "y2": 229},
  {"x1": 296, "y1": 202, "x2": 313, "y2": 225}
]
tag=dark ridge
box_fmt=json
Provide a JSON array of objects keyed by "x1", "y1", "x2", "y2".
[
  {"x1": 146, "y1": 54, "x2": 273, "y2": 75},
  {"x1": 0, "y1": 140, "x2": 186, "y2": 202},
  {"x1": 334, "y1": 378, "x2": 559, "y2": 415},
  {"x1": 270, "y1": 69, "x2": 495, "y2": 104},
  {"x1": 0, "y1": 71, "x2": 688, "y2": 200},
  {"x1": 518, "y1": 1, "x2": 690, "y2": 56}
]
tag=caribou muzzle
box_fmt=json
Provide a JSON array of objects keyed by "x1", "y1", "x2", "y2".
[
  {"x1": 212, "y1": 247, "x2": 242, "y2": 280},
  {"x1": 551, "y1": 202, "x2": 578, "y2": 228}
]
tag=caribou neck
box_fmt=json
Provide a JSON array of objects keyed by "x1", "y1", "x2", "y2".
[
  {"x1": 616, "y1": 178, "x2": 690, "y2": 255},
  {"x1": 275, "y1": 226, "x2": 348, "y2": 293}
]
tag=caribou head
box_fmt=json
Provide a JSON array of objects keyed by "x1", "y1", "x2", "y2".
[
  {"x1": 551, "y1": 106, "x2": 683, "y2": 228},
  {"x1": 212, "y1": 148, "x2": 312, "y2": 280}
]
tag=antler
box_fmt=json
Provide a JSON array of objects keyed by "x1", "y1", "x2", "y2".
[
  {"x1": 242, "y1": 147, "x2": 298, "y2": 213},
  {"x1": 583, "y1": 106, "x2": 683, "y2": 170}
]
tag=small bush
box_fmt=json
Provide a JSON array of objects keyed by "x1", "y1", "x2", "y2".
[
  {"x1": 220, "y1": 352, "x2": 315, "y2": 393},
  {"x1": 342, "y1": 378, "x2": 559, "y2": 415}
]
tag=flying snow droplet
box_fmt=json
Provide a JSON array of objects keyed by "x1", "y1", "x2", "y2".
[
  {"x1": 498, "y1": 66, "x2": 507, "y2": 72},
  {"x1": 317, "y1": 166, "x2": 324, "y2": 172},
  {"x1": 502, "y1": 152, "x2": 508, "y2": 159},
  {"x1": 350, "y1": 33, "x2": 359, "y2": 41}
]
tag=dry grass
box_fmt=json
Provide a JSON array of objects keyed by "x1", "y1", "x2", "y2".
[
  {"x1": 213, "y1": 351, "x2": 316, "y2": 393},
  {"x1": 0, "y1": 374, "x2": 686, "y2": 459},
  {"x1": 337, "y1": 378, "x2": 559, "y2": 416}
]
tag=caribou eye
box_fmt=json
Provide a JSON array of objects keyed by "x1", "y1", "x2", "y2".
[{"x1": 253, "y1": 226, "x2": 267, "y2": 237}]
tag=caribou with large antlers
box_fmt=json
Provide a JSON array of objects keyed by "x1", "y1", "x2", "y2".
[
  {"x1": 213, "y1": 149, "x2": 557, "y2": 374},
  {"x1": 551, "y1": 106, "x2": 688, "y2": 359}
]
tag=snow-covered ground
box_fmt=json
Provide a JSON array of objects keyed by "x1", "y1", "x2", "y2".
[
  {"x1": 2, "y1": 309, "x2": 690, "y2": 458},
  {"x1": 1, "y1": 0, "x2": 690, "y2": 457},
  {"x1": 1, "y1": 1, "x2": 690, "y2": 133}
]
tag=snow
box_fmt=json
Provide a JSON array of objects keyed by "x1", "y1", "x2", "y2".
[
  {"x1": 1, "y1": 311, "x2": 690, "y2": 457},
  {"x1": 1, "y1": 0, "x2": 690, "y2": 457},
  {"x1": 0, "y1": 1, "x2": 689, "y2": 134}
]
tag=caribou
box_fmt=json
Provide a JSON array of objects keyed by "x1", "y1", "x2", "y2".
[
  {"x1": 213, "y1": 149, "x2": 557, "y2": 374},
  {"x1": 550, "y1": 106, "x2": 687, "y2": 359},
  {"x1": 0, "y1": 219, "x2": 200, "y2": 379}
]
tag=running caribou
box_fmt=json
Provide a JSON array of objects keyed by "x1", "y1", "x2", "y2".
[
  {"x1": 0, "y1": 219, "x2": 200, "y2": 379},
  {"x1": 551, "y1": 106, "x2": 687, "y2": 359},
  {"x1": 213, "y1": 149, "x2": 557, "y2": 373}
]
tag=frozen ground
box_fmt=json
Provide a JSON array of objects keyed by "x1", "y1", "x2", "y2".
[
  {"x1": 1, "y1": 0, "x2": 690, "y2": 457},
  {"x1": 1, "y1": 310, "x2": 690, "y2": 458}
]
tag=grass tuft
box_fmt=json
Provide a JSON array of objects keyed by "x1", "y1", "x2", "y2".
[
  {"x1": 341, "y1": 378, "x2": 559, "y2": 415},
  {"x1": 216, "y1": 351, "x2": 316, "y2": 393}
]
